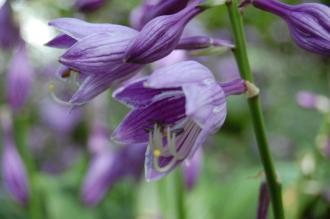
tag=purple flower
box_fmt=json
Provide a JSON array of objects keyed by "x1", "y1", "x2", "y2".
[
  {"x1": 112, "y1": 61, "x2": 247, "y2": 181},
  {"x1": 124, "y1": 2, "x2": 205, "y2": 64},
  {"x1": 46, "y1": 18, "x2": 143, "y2": 105},
  {"x1": 296, "y1": 91, "x2": 330, "y2": 113},
  {"x1": 39, "y1": 99, "x2": 82, "y2": 134},
  {"x1": 0, "y1": 1, "x2": 20, "y2": 49},
  {"x1": 246, "y1": 0, "x2": 330, "y2": 56},
  {"x1": 1, "y1": 109, "x2": 30, "y2": 206},
  {"x1": 74, "y1": 0, "x2": 105, "y2": 12},
  {"x1": 182, "y1": 148, "x2": 202, "y2": 190},
  {"x1": 81, "y1": 123, "x2": 146, "y2": 206},
  {"x1": 6, "y1": 43, "x2": 34, "y2": 110},
  {"x1": 130, "y1": 0, "x2": 190, "y2": 30}
]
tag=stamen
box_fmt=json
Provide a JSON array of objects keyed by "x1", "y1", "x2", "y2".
[
  {"x1": 148, "y1": 123, "x2": 186, "y2": 174},
  {"x1": 48, "y1": 82, "x2": 73, "y2": 107}
]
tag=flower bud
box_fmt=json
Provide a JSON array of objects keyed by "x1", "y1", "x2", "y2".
[
  {"x1": 124, "y1": 3, "x2": 205, "y2": 64},
  {"x1": 1, "y1": 109, "x2": 30, "y2": 206},
  {"x1": 6, "y1": 43, "x2": 34, "y2": 110},
  {"x1": 249, "y1": 0, "x2": 330, "y2": 56},
  {"x1": 0, "y1": 1, "x2": 20, "y2": 49}
]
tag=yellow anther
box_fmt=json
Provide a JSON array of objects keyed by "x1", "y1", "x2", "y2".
[{"x1": 153, "y1": 149, "x2": 161, "y2": 157}]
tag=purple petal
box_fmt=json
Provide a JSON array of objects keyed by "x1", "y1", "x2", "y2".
[
  {"x1": 69, "y1": 64, "x2": 142, "y2": 105},
  {"x1": 112, "y1": 95, "x2": 186, "y2": 145},
  {"x1": 113, "y1": 78, "x2": 180, "y2": 108},
  {"x1": 60, "y1": 32, "x2": 136, "y2": 73},
  {"x1": 48, "y1": 18, "x2": 137, "y2": 40},
  {"x1": 183, "y1": 82, "x2": 227, "y2": 132},
  {"x1": 145, "y1": 61, "x2": 214, "y2": 89},
  {"x1": 45, "y1": 34, "x2": 77, "y2": 49}
]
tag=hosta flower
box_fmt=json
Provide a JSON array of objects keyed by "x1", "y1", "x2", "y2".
[
  {"x1": 245, "y1": 0, "x2": 330, "y2": 55},
  {"x1": 74, "y1": 0, "x2": 105, "y2": 12},
  {"x1": 1, "y1": 109, "x2": 30, "y2": 206},
  {"x1": 0, "y1": 1, "x2": 20, "y2": 49},
  {"x1": 6, "y1": 43, "x2": 34, "y2": 110},
  {"x1": 130, "y1": 0, "x2": 190, "y2": 30},
  {"x1": 112, "y1": 61, "x2": 247, "y2": 180},
  {"x1": 46, "y1": 16, "x2": 222, "y2": 104},
  {"x1": 81, "y1": 123, "x2": 146, "y2": 206},
  {"x1": 124, "y1": 2, "x2": 205, "y2": 64}
]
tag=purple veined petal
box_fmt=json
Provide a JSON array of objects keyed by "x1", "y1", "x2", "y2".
[
  {"x1": 48, "y1": 18, "x2": 137, "y2": 40},
  {"x1": 124, "y1": 3, "x2": 204, "y2": 64},
  {"x1": 145, "y1": 61, "x2": 214, "y2": 89},
  {"x1": 74, "y1": 0, "x2": 105, "y2": 12},
  {"x1": 6, "y1": 44, "x2": 34, "y2": 110},
  {"x1": 45, "y1": 34, "x2": 77, "y2": 49},
  {"x1": 81, "y1": 150, "x2": 114, "y2": 207},
  {"x1": 256, "y1": 182, "x2": 270, "y2": 219},
  {"x1": 69, "y1": 63, "x2": 142, "y2": 105},
  {"x1": 113, "y1": 78, "x2": 180, "y2": 108},
  {"x1": 112, "y1": 95, "x2": 186, "y2": 145},
  {"x1": 183, "y1": 147, "x2": 202, "y2": 190},
  {"x1": 183, "y1": 82, "x2": 227, "y2": 132},
  {"x1": 60, "y1": 32, "x2": 137, "y2": 73}
]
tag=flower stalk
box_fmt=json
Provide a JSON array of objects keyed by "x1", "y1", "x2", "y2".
[{"x1": 226, "y1": 0, "x2": 285, "y2": 218}]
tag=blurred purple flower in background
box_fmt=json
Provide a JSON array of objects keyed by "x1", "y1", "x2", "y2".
[
  {"x1": 244, "y1": 0, "x2": 330, "y2": 56},
  {"x1": 0, "y1": 0, "x2": 20, "y2": 49},
  {"x1": 39, "y1": 99, "x2": 82, "y2": 134},
  {"x1": 6, "y1": 43, "x2": 34, "y2": 110},
  {"x1": 112, "y1": 61, "x2": 247, "y2": 180},
  {"x1": 74, "y1": 0, "x2": 106, "y2": 12},
  {"x1": 1, "y1": 109, "x2": 30, "y2": 206},
  {"x1": 81, "y1": 122, "x2": 147, "y2": 206},
  {"x1": 183, "y1": 148, "x2": 203, "y2": 190},
  {"x1": 296, "y1": 91, "x2": 330, "y2": 113}
]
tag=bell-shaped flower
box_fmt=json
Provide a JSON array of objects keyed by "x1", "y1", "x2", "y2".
[
  {"x1": 112, "y1": 61, "x2": 247, "y2": 181},
  {"x1": 74, "y1": 0, "x2": 105, "y2": 12},
  {"x1": 124, "y1": 2, "x2": 205, "y2": 64},
  {"x1": 245, "y1": 0, "x2": 330, "y2": 56},
  {"x1": 6, "y1": 43, "x2": 34, "y2": 110},
  {"x1": 1, "y1": 109, "x2": 30, "y2": 206},
  {"x1": 0, "y1": 1, "x2": 20, "y2": 49}
]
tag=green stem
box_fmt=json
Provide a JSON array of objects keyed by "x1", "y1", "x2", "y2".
[
  {"x1": 174, "y1": 169, "x2": 186, "y2": 219},
  {"x1": 226, "y1": 1, "x2": 285, "y2": 219}
]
